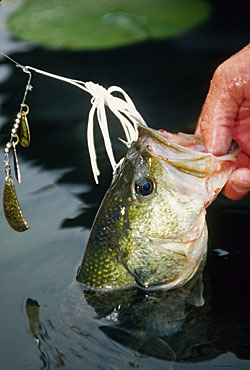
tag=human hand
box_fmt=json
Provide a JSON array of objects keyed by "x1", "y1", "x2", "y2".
[{"x1": 195, "y1": 44, "x2": 250, "y2": 200}]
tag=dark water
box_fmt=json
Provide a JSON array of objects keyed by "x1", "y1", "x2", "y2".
[{"x1": 1, "y1": 2, "x2": 250, "y2": 369}]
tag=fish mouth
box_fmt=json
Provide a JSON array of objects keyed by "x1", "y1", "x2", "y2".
[
  {"x1": 138, "y1": 125, "x2": 240, "y2": 159},
  {"x1": 138, "y1": 126, "x2": 240, "y2": 182}
]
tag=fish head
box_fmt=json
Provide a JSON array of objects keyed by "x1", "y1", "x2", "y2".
[{"x1": 77, "y1": 126, "x2": 239, "y2": 291}]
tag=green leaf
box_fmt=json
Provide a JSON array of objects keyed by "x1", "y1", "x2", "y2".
[{"x1": 8, "y1": 0, "x2": 211, "y2": 50}]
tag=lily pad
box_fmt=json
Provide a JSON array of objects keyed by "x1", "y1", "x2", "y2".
[{"x1": 8, "y1": 0, "x2": 211, "y2": 50}]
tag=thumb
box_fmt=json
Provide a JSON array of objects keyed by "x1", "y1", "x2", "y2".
[{"x1": 223, "y1": 168, "x2": 250, "y2": 200}]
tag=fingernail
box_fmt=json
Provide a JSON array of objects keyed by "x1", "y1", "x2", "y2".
[{"x1": 231, "y1": 181, "x2": 250, "y2": 193}]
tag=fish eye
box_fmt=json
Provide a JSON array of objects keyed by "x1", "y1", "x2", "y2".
[{"x1": 135, "y1": 177, "x2": 155, "y2": 197}]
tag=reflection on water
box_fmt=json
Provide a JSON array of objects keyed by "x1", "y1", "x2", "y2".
[
  {"x1": 83, "y1": 269, "x2": 205, "y2": 361},
  {"x1": 26, "y1": 269, "x2": 205, "y2": 368},
  {"x1": 25, "y1": 299, "x2": 66, "y2": 369}
]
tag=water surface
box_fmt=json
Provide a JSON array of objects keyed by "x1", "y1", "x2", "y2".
[{"x1": 0, "y1": 7, "x2": 250, "y2": 369}]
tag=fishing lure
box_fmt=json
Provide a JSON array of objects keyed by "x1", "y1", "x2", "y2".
[
  {"x1": 19, "y1": 104, "x2": 31, "y2": 148},
  {"x1": 3, "y1": 175, "x2": 29, "y2": 232},
  {"x1": 0, "y1": 53, "x2": 151, "y2": 230},
  {"x1": 3, "y1": 113, "x2": 30, "y2": 231},
  {"x1": 2, "y1": 63, "x2": 32, "y2": 232},
  {"x1": 1, "y1": 53, "x2": 146, "y2": 184}
]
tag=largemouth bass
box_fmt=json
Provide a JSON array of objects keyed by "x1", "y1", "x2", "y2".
[{"x1": 77, "y1": 126, "x2": 239, "y2": 290}]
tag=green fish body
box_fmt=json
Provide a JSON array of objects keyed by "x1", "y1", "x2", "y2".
[{"x1": 77, "y1": 126, "x2": 239, "y2": 291}]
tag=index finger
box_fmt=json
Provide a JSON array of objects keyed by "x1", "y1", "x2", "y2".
[{"x1": 196, "y1": 44, "x2": 250, "y2": 155}]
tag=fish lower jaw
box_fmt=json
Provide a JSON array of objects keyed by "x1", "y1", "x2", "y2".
[
  {"x1": 129, "y1": 224, "x2": 208, "y2": 291},
  {"x1": 150, "y1": 238, "x2": 202, "y2": 258},
  {"x1": 135, "y1": 256, "x2": 205, "y2": 291}
]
